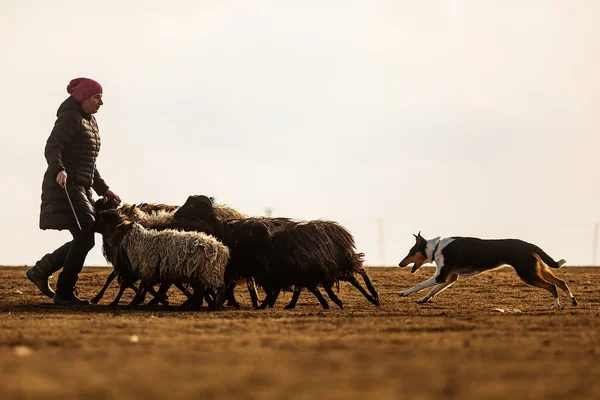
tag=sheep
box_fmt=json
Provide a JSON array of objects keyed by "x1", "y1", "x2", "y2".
[
  {"x1": 91, "y1": 197, "x2": 228, "y2": 306},
  {"x1": 257, "y1": 220, "x2": 380, "y2": 309},
  {"x1": 91, "y1": 199, "x2": 192, "y2": 306},
  {"x1": 174, "y1": 199, "x2": 380, "y2": 309},
  {"x1": 95, "y1": 209, "x2": 230, "y2": 310},
  {"x1": 173, "y1": 195, "x2": 264, "y2": 308}
]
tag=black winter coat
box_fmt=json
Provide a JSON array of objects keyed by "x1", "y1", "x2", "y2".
[{"x1": 39, "y1": 96, "x2": 110, "y2": 230}]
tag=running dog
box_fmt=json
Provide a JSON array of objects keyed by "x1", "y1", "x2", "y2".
[{"x1": 397, "y1": 232, "x2": 577, "y2": 309}]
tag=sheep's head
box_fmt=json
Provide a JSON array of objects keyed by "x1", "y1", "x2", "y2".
[
  {"x1": 398, "y1": 232, "x2": 428, "y2": 273},
  {"x1": 175, "y1": 195, "x2": 213, "y2": 217},
  {"x1": 94, "y1": 197, "x2": 119, "y2": 213},
  {"x1": 174, "y1": 195, "x2": 223, "y2": 239},
  {"x1": 94, "y1": 209, "x2": 131, "y2": 246}
]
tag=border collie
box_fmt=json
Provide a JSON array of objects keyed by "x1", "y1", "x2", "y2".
[{"x1": 397, "y1": 232, "x2": 577, "y2": 309}]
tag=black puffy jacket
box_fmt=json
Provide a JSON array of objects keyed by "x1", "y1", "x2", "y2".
[{"x1": 39, "y1": 96, "x2": 110, "y2": 230}]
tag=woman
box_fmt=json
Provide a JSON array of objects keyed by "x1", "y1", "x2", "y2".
[{"x1": 27, "y1": 77, "x2": 121, "y2": 305}]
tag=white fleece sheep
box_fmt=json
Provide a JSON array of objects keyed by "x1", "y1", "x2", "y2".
[
  {"x1": 121, "y1": 205, "x2": 176, "y2": 228},
  {"x1": 120, "y1": 222, "x2": 229, "y2": 290}
]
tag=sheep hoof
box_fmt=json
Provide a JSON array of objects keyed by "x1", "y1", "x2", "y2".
[
  {"x1": 572, "y1": 298, "x2": 578, "y2": 306},
  {"x1": 226, "y1": 301, "x2": 241, "y2": 309},
  {"x1": 283, "y1": 304, "x2": 296, "y2": 310},
  {"x1": 90, "y1": 298, "x2": 100, "y2": 305}
]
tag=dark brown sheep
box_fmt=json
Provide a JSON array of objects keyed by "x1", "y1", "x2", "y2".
[
  {"x1": 256, "y1": 220, "x2": 380, "y2": 309},
  {"x1": 174, "y1": 199, "x2": 380, "y2": 309}
]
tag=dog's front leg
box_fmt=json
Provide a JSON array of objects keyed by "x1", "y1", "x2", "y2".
[
  {"x1": 417, "y1": 275, "x2": 458, "y2": 303},
  {"x1": 398, "y1": 275, "x2": 440, "y2": 297}
]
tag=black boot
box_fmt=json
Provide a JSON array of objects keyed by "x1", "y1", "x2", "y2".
[
  {"x1": 26, "y1": 254, "x2": 60, "y2": 298},
  {"x1": 53, "y1": 275, "x2": 88, "y2": 306},
  {"x1": 53, "y1": 291, "x2": 89, "y2": 306}
]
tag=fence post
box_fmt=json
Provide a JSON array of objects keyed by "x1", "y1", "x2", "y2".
[
  {"x1": 377, "y1": 218, "x2": 385, "y2": 267},
  {"x1": 593, "y1": 223, "x2": 599, "y2": 266}
]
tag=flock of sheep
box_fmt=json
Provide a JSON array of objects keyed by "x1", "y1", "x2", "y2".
[{"x1": 91, "y1": 195, "x2": 381, "y2": 310}]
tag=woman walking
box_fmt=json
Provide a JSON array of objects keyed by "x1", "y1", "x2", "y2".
[{"x1": 27, "y1": 78, "x2": 121, "y2": 305}]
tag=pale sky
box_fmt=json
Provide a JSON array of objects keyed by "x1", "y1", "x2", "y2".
[{"x1": 1, "y1": 0, "x2": 599, "y2": 266}]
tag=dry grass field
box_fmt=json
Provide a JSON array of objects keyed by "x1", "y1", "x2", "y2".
[{"x1": 0, "y1": 266, "x2": 599, "y2": 400}]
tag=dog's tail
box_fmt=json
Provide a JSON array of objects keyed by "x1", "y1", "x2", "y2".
[{"x1": 532, "y1": 246, "x2": 566, "y2": 268}]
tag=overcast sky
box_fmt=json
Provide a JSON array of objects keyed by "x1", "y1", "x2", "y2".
[{"x1": 1, "y1": 0, "x2": 599, "y2": 266}]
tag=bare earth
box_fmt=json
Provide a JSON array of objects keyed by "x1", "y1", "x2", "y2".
[{"x1": 0, "y1": 266, "x2": 598, "y2": 400}]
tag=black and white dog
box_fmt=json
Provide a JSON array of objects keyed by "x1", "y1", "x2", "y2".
[{"x1": 397, "y1": 233, "x2": 577, "y2": 309}]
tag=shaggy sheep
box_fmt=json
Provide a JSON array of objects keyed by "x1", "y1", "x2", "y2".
[
  {"x1": 91, "y1": 199, "x2": 190, "y2": 306},
  {"x1": 174, "y1": 199, "x2": 380, "y2": 309},
  {"x1": 95, "y1": 209, "x2": 230, "y2": 310},
  {"x1": 173, "y1": 195, "x2": 263, "y2": 308},
  {"x1": 257, "y1": 220, "x2": 380, "y2": 309},
  {"x1": 92, "y1": 196, "x2": 227, "y2": 306}
]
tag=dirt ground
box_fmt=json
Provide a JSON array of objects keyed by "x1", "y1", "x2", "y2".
[{"x1": 0, "y1": 266, "x2": 598, "y2": 400}]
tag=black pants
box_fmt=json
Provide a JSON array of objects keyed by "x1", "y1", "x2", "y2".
[{"x1": 46, "y1": 224, "x2": 95, "y2": 295}]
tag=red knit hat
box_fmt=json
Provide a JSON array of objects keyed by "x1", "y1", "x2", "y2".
[{"x1": 66, "y1": 78, "x2": 103, "y2": 102}]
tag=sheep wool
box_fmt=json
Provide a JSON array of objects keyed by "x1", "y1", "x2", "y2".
[
  {"x1": 121, "y1": 223, "x2": 229, "y2": 290},
  {"x1": 121, "y1": 205, "x2": 176, "y2": 228}
]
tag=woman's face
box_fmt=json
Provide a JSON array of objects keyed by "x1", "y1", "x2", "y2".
[{"x1": 81, "y1": 93, "x2": 103, "y2": 114}]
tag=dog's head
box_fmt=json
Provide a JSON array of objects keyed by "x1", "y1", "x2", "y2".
[{"x1": 398, "y1": 232, "x2": 428, "y2": 273}]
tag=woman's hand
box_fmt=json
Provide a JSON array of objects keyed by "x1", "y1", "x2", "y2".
[
  {"x1": 56, "y1": 171, "x2": 67, "y2": 188},
  {"x1": 104, "y1": 189, "x2": 122, "y2": 205}
]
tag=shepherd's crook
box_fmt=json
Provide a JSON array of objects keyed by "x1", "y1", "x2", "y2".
[{"x1": 64, "y1": 184, "x2": 82, "y2": 231}]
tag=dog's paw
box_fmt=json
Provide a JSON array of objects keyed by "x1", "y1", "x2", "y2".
[
  {"x1": 417, "y1": 297, "x2": 430, "y2": 304},
  {"x1": 398, "y1": 291, "x2": 410, "y2": 297},
  {"x1": 551, "y1": 304, "x2": 564, "y2": 310},
  {"x1": 571, "y1": 298, "x2": 578, "y2": 306}
]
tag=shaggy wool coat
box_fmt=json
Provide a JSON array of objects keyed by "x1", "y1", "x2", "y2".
[{"x1": 40, "y1": 96, "x2": 109, "y2": 230}]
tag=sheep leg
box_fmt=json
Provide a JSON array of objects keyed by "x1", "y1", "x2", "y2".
[
  {"x1": 258, "y1": 285, "x2": 275, "y2": 309},
  {"x1": 204, "y1": 289, "x2": 215, "y2": 307},
  {"x1": 358, "y1": 269, "x2": 380, "y2": 303},
  {"x1": 306, "y1": 287, "x2": 329, "y2": 309},
  {"x1": 347, "y1": 276, "x2": 380, "y2": 307},
  {"x1": 246, "y1": 279, "x2": 260, "y2": 309},
  {"x1": 145, "y1": 285, "x2": 169, "y2": 306},
  {"x1": 225, "y1": 283, "x2": 241, "y2": 309},
  {"x1": 259, "y1": 296, "x2": 270, "y2": 310},
  {"x1": 127, "y1": 282, "x2": 139, "y2": 292},
  {"x1": 268, "y1": 288, "x2": 281, "y2": 308},
  {"x1": 284, "y1": 287, "x2": 302, "y2": 310},
  {"x1": 129, "y1": 278, "x2": 155, "y2": 306},
  {"x1": 90, "y1": 270, "x2": 116, "y2": 304},
  {"x1": 179, "y1": 295, "x2": 193, "y2": 310},
  {"x1": 175, "y1": 282, "x2": 193, "y2": 298},
  {"x1": 147, "y1": 282, "x2": 172, "y2": 306},
  {"x1": 190, "y1": 287, "x2": 206, "y2": 311},
  {"x1": 324, "y1": 286, "x2": 344, "y2": 309},
  {"x1": 211, "y1": 287, "x2": 226, "y2": 311},
  {"x1": 257, "y1": 288, "x2": 281, "y2": 308},
  {"x1": 108, "y1": 280, "x2": 129, "y2": 307}
]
